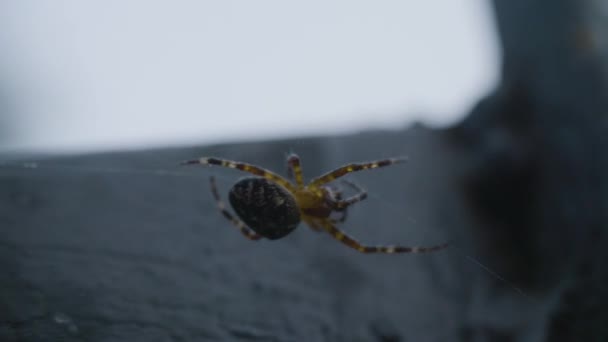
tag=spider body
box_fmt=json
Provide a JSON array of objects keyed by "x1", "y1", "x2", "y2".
[
  {"x1": 229, "y1": 177, "x2": 300, "y2": 240},
  {"x1": 294, "y1": 187, "x2": 334, "y2": 218},
  {"x1": 182, "y1": 154, "x2": 448, "y2": 254}
]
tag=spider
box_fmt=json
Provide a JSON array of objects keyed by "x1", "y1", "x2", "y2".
[{"x1": 181, "y1": 153, "x2": 448, "y2": 254}]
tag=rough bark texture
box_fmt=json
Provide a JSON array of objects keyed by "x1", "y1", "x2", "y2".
[
  {"x1": 1, "y1": 0, "x2": 607, "y2": 341},
  {"x1": 1, "y1": 132, "x2": 463, "y2": 341}
]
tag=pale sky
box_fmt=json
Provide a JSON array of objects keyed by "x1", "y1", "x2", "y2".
[{"x1": 0, "y1": 1, "x2": 500, "y2": 153}]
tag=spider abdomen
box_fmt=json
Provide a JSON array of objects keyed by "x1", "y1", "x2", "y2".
[{"x1": 228, "y1": 177, "x2": 301, "y2": 240}]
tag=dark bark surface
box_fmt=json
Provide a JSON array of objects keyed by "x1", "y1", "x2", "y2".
[
  {"x1": 1, "y1": 0, "x2": 607, "y2": 341},
  {"x1": 449, "y1": 0, "x2": 608, "y2": 340},
  {"x1": 1, "y1": 130, "x2": 466, "y2": 341}
]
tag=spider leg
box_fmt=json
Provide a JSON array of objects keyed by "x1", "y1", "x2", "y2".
[
  {"x1": 331, "y1": 209, "x2": 348, "y2": 224},
  {"x1": 286, "y1": 153, "x2": 304, "y2": 188},
  {"x1": 326, "y1": 186, "x2": 349, "y2": 223},
  {"x1": 328, "y1": 180, "x2": 366, "y2": 223},
  {"x1": 317, "y1": 219, "x2": 448, "y2": 254},
  {"x1": 209, "y1": 176, "x2": 262, "y2": 240},
  {"x1": 333, "y1": 180, "x2": 368, "y2": 210},
  {"x1": 182, "y1": 157, "x2": 296, "y2": 192},
  {"x1": 306, "y1": 219, "x2": 324, "y2": 232},
  {"x1": 309, "y1": 157, "x2": 408, "y2": 187}
]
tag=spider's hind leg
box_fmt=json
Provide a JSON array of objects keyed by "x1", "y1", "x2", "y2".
[
  {"x1": 318, "y1": 220, "x2": 448, "y2": 254},
  {"x1": 209, "y1": 176, "x2": 262, "y2": 240},
  {"x1": 306, "y1": 219, "x2": 324, "y2": 233}
]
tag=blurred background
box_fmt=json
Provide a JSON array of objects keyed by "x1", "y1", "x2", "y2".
[
  {"x1": 2, "y1": 1, "x2": 607, "y2": 341},
  {"x1": 0, "y1": 0, "x2": 499, "y2": 153}
]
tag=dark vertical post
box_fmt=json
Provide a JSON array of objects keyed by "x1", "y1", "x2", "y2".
[{"x1": 449, "y1": 0, "x2": 608, "y2": 340}]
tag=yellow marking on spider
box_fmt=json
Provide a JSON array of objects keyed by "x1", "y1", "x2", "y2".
[{"x1": 292, "y1": 165, "x2": 304, "y2": 186}]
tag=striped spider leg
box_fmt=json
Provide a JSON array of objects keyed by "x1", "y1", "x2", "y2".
[
  {"x1": 285, "y1": 153, "x2": 305, "y2": 188},
  {"x1": 308, "y1": 157, "x2": 408, "y2": 187},
  {"x1": 209, "y1": 176, "x2": 261, "y2": 240},
  {"x1": 181, "y1": 157, "x2": 296, "y2": 192},
  {"x1": 304, "y1": 157, "x2": 447, "y2": 253},
  {"x1": 332, "y1": 179, "x2": 368, "y2": 214},
  {"x1": 183, "y1": 156, "x2": 300, "y2": 240},
  {"x1": 316, "y1": 219, "x2": 449, "y2": 254}
]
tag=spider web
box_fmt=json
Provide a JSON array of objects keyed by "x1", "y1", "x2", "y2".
[
  {"x1": 363, "y1": 185, "x2": 536, "y2": 301},
  {"x1": 0, "y1": 157, "x2": 536, "y2": 304}
]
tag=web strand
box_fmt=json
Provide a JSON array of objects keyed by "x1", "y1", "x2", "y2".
[
  {"x1": 0, "y1": 160, "x2": 237, "y2": 183},
  {"x1": 364, "y1": 183, "x2": 537, "y2": 302},
  {"x1": 1, "y1": 159, "x2": 536, "y2": 301}
]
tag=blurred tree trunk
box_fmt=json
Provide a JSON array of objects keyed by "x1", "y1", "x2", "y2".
[{"x1": 448, "y1": 0, "x2": 608, "y2": 340}]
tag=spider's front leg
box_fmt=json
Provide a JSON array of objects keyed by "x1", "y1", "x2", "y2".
[
  {"x1": 309, "y1": 157, "x2": 408, "y2": 187},
  {"x1": 181, "y1": 156, "x2": 296, "y2": 192},
  {"x1": 326, "y1": 180, "x2": 367, "y2": 223},
  {"x1": 332, "y1": 180, "x2": 368, "y2": 210}
]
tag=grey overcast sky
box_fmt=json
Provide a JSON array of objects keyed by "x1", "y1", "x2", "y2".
[{"x1": 0, "y1": 1, "x2": 500, "y2": 153}]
